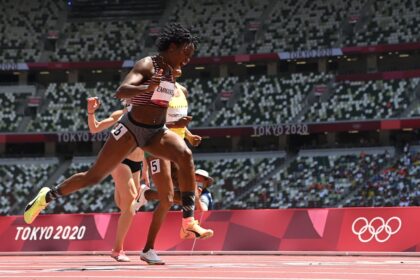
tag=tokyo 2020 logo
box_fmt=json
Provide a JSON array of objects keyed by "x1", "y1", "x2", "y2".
[{"x1": 351, "y1": 216, "x2": 401, "y2": 243}]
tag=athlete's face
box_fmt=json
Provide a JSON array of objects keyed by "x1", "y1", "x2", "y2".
[{"x1": 171, "y1": 43, "x2": 195, "y2": 68}]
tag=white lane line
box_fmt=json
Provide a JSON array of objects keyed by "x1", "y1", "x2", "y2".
[{"x1": 0, "y1": 276, "x2": 369, "y2": 280}]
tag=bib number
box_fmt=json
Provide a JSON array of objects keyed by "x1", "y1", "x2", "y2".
[
  {"x1": 151, "y1": 81, "x2": 175, "y2": 107},
  {"x1": 111, "y1": 123, "x2": 128, "y2": 140},
  {"x1": 150, "y1": 159, "x2": 161, "y2": 174}
]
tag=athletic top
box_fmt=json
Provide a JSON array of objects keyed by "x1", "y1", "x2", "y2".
[
  {"x1": 167, "y1": 83, "x2": 188, "y2": 139},
  {"x1": 131, "y1": 56, "x2": 175, "y2": 108}
]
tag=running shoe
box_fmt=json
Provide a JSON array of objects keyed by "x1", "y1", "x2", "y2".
[
  {"x1": 180, "y1": 219, "x2": 214, "y2": 240},
  {"x1": 24, "y1": 187, "x2": 50, "y2": 224},
  {"x1": 140, "y1": 249, "x2": 165, "y2": 265},
  {"x1": 111, "y1": 250, "x2": 130, "y2": 262},
  {"x1": 133, "y1": 184, "x2": 150, "y2": 211}
]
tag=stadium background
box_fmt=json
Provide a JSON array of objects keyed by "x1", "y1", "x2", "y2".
[{"x1": 1, "y1": 0, "x2": 420, "y2": 219}]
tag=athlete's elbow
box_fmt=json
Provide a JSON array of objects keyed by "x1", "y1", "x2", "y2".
[
  {"x1": 115, "y1": 85, "x2": 129, "y2": 99},
  {"x1": 88, "y1": 126, "x2": 100, "y2": 134},
  {"x1": 114, "y1": 88, "x2": 123, "y2": 99}
]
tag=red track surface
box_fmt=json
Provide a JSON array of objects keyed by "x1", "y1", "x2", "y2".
[{"x1": 1, "y1": 254, "x2": 420, "y2": 280}]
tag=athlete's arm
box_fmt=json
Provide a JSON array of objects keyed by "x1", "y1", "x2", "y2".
[
  {"x1": 166, "y1": 116, "x2": 192, "y2": 128},
  {"x1": 185, "y1": 128, "x2": 202, "y2": 147},
  {"x1": 115, "y1": 58, "x2": 162, "y2": 99},
  {"x1": 172, "y1": 85, "x2": 201, "y2": 145},
  {"x1": 87, "y1": 97, "x2": 124, "y2": 133}
]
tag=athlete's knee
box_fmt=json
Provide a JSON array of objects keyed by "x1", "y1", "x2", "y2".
[
  {"x1": 119, "y1": 201, "x2": 136, "y2": 216},
  {"x1": 121, "y1": 207, "x2": 136, "y2": 217},
  {"x1": 174, "y1": 147, "x2": 193, "y2": 167},
  {"x1": 159, "y1": 193, "x2": 174, "y2": 209}
]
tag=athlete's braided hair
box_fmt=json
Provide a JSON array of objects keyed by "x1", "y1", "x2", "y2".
[{"x1": 156, "y1": 23, "x2": 199, "y2": 52}]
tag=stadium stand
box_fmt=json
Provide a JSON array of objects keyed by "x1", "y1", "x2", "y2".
[
  {"x1": 1, "y1": 0, "x2": 420, "y2": 62},
  {"x1": 233, "y1": 148, "x2": 393, "y2": 209},
  {"x1": 0, "y1": 91, "x2": 30, "y2": 132},
  {"x1": 50, "y1": 20, "x2": 149, "y2": 62},
  {"x1": 17, "y1": 76, "x2": 420, "y2": 132},
  {"x1": 344, "y1": 145, "x2": 420, "y2": 207},
  {"x1": 247, "y1": 0, "x2": 365, "y2": 53},
  {"x1": 180, "y1": 76, "x2": 239, "y2": 127},
  {"x1": 0, "y1": 0, "x2": 64, "y2": 62},
  {"x1": 303, "y1": 78, "x2": 420, "y2": 122},
  {"x1": 345, "y1": 0, "x2": 420, "y2": 46},
  {"x1": 211, "y1": 73, "x2": 333, "y2": 126},
  {"x1": 169, "y1": 0, "x2": 269, "y2": 56},
  {"x1": 26, "y1": 82, "x2": 121, "y2": 132}
]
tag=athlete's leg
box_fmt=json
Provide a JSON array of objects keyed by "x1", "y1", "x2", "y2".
[
  {"x1": 112, "y1": 166, "x2": 139, "y2": 254},
  {"x1": 56, "y1": 133, "x2": 136, "y2": 196},
  {"x1": 143, "y1": 157, "x2": 173, "y2": 253},
  {"x1": 143, "y1": 130, "x2": 195, "y2": 194},
  {"x1": 143, "y1": 130, "x2": 213, "y2": 239},
  {"x1": 144, "y1": 189, "x2": 181, "y2": 204},
  {"x1": 24, "y1": 129, "x2": 137, "y2": 224}
]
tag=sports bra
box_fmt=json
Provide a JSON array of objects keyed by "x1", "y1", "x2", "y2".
[{"x1": 131, "y1": 56, "x2": 175, "y2": 108}]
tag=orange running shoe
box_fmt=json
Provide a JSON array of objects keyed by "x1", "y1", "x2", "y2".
[{"x1": 180, "y1": 219, "x2": 213, "y2": 239}]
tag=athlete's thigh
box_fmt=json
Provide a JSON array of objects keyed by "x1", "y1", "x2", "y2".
[
  {"x1": 131, "y1": 170, "x2": 141, "y2": 191},
  {"x1": 112, "y1": 165, "x2": 137, "y2": 210},
  {"x1": 143, "y1": 130, "x2": 188, "y2": 162},
  {"x1": 86, "y1": 125, "x2": 136, "y2": 180},
  {"x1": 147, "y1": 156, "x2": 173, "y2": 194}
]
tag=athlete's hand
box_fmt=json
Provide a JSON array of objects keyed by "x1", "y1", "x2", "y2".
[
  {"x1": 174, "y1": 116, "x2": 192, "y2": 128},
  {"x1": 147, "y1": 69, "x2": 163, "y2": 92},
  {"x1": 187, "y1": 134, "x2": 202, "y2": 147},
  {"x1": 87, "y1": 97, "x2": 101, "y2": 114}
]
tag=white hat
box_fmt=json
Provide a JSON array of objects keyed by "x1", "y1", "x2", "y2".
[{"x1": 195, "y1": 169, "x2": 214, "y2": 184}]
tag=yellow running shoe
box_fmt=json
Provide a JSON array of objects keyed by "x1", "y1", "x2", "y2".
[
  {"x1": 24, "y1": 187, "x2": 50, "y2": 224},
  {"x1": 179, "y1": 219, "x2": 214, "y2": 240}
]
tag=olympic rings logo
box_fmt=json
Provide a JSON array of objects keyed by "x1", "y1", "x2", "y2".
[{"x1": 351, "y1": 216, "x2": 402, "y2": 243}]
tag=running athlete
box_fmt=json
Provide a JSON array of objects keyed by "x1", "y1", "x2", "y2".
[
  {"x1": 24, "y1": 23, "x2": 213, "y2": 240},
  {"x1": 87, "y1": 97, "x2": 149, "y2": 262},
  {"x1": 138, "y1": 72, "x2": 203, "y2": 264}
]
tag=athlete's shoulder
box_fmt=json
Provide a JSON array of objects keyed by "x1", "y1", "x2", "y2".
[
  {"x1": 133, "y1": 56, "x2": 153, "y2": 69},
  {"x1": 176, "y1": 82, "x2": 188, "y2": 97}
]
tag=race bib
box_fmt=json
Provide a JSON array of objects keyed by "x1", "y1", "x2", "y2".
[
  {"x1": 166, "y1": 106, "x2": 188, "y2": 122},
  {"x1": 111, "y1": 123, "x2": 128, "y2": 140},
  {"x1": 151, "y1": 81, "x2": 175, "y2": 107},
  {"x1": 150, "y1": 159, "x2": 161, "y2": 174}
]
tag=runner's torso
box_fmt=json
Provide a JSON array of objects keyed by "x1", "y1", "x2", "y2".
[{"x1": 130, "y1": 56, "x2": 175, "y2": 125}]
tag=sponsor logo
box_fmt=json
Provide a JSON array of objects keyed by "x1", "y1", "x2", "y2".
[
  {"x1": 15, "y1": 226, "x2": 86, "y2": 241},
  {"x1": 351, "y1": 217, "x2": 401, "y2": 243}
]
